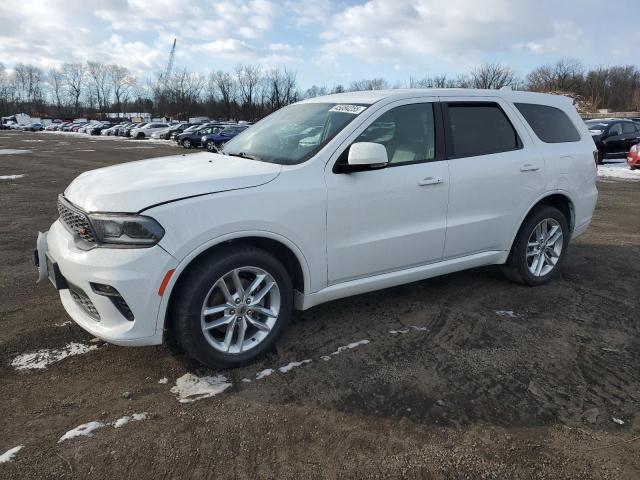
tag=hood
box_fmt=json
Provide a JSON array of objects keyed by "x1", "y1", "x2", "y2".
[{"x1": 65, "y1": 152, "x2": 281, "y2": 212}]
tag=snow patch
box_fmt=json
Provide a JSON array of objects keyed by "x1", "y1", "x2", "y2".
[
  {"x1": 113, "y1": 412, "x2": 148, "y2": 428},
  {"x1": 495, "y1": 310, "x2": 521, "y2": 318},
  {"x1": 278, "y1": 359, "x2": 312, "y2": 373},
  {"x1": 22, "y1": 139, "x2": 44, "y2": 142},
  {"x1": 54, "y1": 321, "x2": 72, "y2": 327},
  {"x1": 255, "y1": 368, "x2": 274, "y2": 380},
  {"x1": 612, "y1": 416, "x2": 625, "y2": 425},
  {"x1": 11, "y1": 342, "x2": 98, "y2": 371},
  {"x1": 598, "y1": 160, "x2": 640, "y2": 181},
  {"x1": 321, "y1": 340, "x2": 370, "y2": 361},
  {"x1": 0, "y1": 174, "x2": 24, "y2": 181},
  {"x1": 77, "y1": 149, "x2": 96, "y2": 152},
  {"x1": 389, "y1": 326, "x2": 428, "y2": 335},
  {"x1": 158, "y1": 377, "x2": 168, "y2": 384},
  {"x1": 58, "y1": 421, "x2": 105, "y2": 443},
  {"x1": 0, "y1": 445, "x2": 24, "y2": 463},
  {"x1": 0, "y1": 149, "x2": 31, "y2": 155},
  {"x1": 170, "y1": 373, "x2": 232, "y2": 403}
]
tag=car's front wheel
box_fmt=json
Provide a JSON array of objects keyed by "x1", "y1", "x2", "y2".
[
  {"x1": 182, "y1": 139, "x2": 192, "y2": 149},
  {"x1": 205, "y1": 140, "x2": 218, "y2": 152},
  {"x1": 171, "y1": 245, "x2": 293, "y2": 368},
  {"x1": 502, "y1": 205, "x2": 569, "y2": 286}
]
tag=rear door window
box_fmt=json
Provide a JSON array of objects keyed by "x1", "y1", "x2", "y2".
[
  {"x1": 622, "y1": 122, "x2": 637, "y2": 134},
  {"x1": 514, "y1": 103, "x2": 581, "y2": 143},
  {"x1": 445, "y1": 102, "x2": 521, "y2": 158}
]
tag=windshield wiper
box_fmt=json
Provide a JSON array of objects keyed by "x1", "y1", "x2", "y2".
[{"x1": 224, "y1": 151, "x2": 259, "y2": 161}]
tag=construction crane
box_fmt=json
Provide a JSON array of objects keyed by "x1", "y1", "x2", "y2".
[{"x1": 159, "y1": 38, "x2": 176, "y2": 88}]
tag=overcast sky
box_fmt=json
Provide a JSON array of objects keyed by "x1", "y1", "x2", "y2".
[{"x1": 0, "y1": 0, "x2": 637, "y2": 88}]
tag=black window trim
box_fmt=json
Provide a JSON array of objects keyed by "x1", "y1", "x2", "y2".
[
  {"x1": 442, "y1": 101, "x2": 523, "y2": 160},
  {"x1": 333, "y1": 100, "x2": 445, "y2": 174}
]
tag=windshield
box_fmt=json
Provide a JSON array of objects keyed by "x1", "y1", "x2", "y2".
[
  {"x1": 222, "y1": 102, "x2": 369, "y2": 165},
  {"x1": 585, "y1": 121, "x2": 607, "y2": 130}
]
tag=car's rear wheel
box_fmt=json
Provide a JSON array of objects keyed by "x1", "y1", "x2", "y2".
[
  {"x1": 182, "y1": 139, "x2": 192, "y2": 149},
  {"x1": 171, "y1": 245, "x2": 293, "y2": 368},
  {"x1": 205, "y1": 140, "x2": 217, "y2": 152},
  {"x1": 501, "y1": 205, "x2": 569, "y2": 286}
]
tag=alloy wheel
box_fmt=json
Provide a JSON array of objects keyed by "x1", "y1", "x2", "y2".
[
  {"x1": 526, "y1": 218, "x2": 563, "y2": 277},
  {"x1": 200, "y1": 267, "x2": 280, "y2": 354}
]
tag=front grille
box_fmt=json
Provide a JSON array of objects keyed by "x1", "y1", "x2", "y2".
[
  {"x1": 57, "y1": 196, "x2": 96, "y2": 244},
  {"x1": 68, "y1": 283, "x2": 100, "y2": 321}
]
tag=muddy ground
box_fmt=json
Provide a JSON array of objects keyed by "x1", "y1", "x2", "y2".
[{"x1": 1, "y1": 131, "x2": 639, "y2": 479}]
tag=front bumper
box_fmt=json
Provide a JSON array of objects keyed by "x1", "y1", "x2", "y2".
[{"x1": 40, "y1": 220, "x2": 177, "y2": 346}]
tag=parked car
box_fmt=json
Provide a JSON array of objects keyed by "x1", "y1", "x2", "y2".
[
  {"x1": 585, "y1": 119, "x2": 640, "y2": 163},
  {"x1": 36, "y1": 89, "x2": 598, "y2": 368},
  {"x1": 89, "y1": 122, "x2": 114, "y2": 135},
  {"x1": 627, "y1": 144, "x2": 640, "y2": 170},
  {"x1": 122, "y1": 123, "x2": 146, "y2": 137},
  {"x1": 101, "y1": 123, "x2": 126, "y2": 136},
  {"x1": 202, "y1": 125, "x2": 249, "y2": 151},
  {"x1": 176, "y1": 124, "x2": 227, "y2": 148},
  {"x1": 21, "y1": 122, "x2": 44, "y2": 132},
  {"x1": 151, "y1": 122, "x2": 192, "y2": 140},
  {"x1": 113, "y1": 122, "x2": 132, "y2": 136},
  {"x1": 168, "y1": 123, "x2": 203, "y2": 140},
  {"x1": 129, "y1": 122, "x2": 170, "y2": 139}
]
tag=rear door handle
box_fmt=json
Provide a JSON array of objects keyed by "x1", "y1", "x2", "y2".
[
  {"x1": 520, "y1": 164, "x2": 540, "y2": 172},
  {"x1": 418, "y1": 176, "x2": 443, "y2": 186}
]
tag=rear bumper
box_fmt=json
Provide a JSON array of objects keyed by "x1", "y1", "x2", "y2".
[{"x1": 42, "y1": 221, "x2": 178, "y2": 346}]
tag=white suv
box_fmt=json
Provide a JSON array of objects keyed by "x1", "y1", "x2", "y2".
[
  {"x1": 36, "y1": 89, "x2": 598, "y2": 368},
  {"x1": 129, "y1": 122, "x2": 170, "y2": 139}
]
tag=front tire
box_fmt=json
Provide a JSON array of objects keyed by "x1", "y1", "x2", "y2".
[
  {"x1": 170, "y1": 245, "x2": 293, "y2": 368},
  {"x1": 205, "y1": 140, "x2": 217, "y2": 152},
  {"x1": 182, "y1": 139, "x2": 192, "y2": 149},
  {"x1": 501, "y1": 205, "x2": 569, "y2": 286}
]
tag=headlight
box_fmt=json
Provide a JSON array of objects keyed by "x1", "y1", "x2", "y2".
[{"x1": 88, "y1": 213, "x2": 165, "y2": 247}]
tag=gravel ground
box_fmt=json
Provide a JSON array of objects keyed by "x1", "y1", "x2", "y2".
[{"x1": 1, "y1": 131, "x2": 639, "y2": 479}]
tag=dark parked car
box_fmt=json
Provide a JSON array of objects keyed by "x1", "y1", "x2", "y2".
[
  {"x1": 176, "y1": 124, "x2": 227, "y2": 148},
  {"x1": 202, "y1": 125, "x2": 250, "y2": 151},
  {"x1": 122, "y1": 122, "x2": 146, "y2": 137},
  {"x1": 88, "y1": 122, "x2": 114, "y2": 135},
  {"x1": 156, "y1": 122, "x2": 199, "y2": 140},
  {"x1": 586, "y1": 119, "x2": 640, "y2": 163}
]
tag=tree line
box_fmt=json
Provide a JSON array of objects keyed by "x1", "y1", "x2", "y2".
[{"x1": 1, "y1": 59, "x2": 639, "y2": 121}]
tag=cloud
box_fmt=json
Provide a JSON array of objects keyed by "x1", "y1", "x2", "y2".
[{"x1": 314, "y1": 0, "x2": 607, "y2": 69}]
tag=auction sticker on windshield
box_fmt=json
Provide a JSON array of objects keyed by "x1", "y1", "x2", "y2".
[{"x1": 329, "y1": 104, "x2": 367, "y2": 114}]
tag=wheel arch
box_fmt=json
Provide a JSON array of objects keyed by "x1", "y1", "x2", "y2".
[
  {"x1": 508, "y1": 192, "x2": 575, "y2": 252},
  {"x1": 157, "y1": 232, "x2": 310, "y2": 337}
]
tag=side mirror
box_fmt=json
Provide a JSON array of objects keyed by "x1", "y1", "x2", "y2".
[{"x1": 348, "y1": 142, "x2": 388, "y2": 167}]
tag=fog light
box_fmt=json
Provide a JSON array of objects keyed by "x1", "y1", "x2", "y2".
[{"x1": 90, "y1": 283, "x2": 134, "y2": 321}]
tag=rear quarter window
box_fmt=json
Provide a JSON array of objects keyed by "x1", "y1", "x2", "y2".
[
  {"x1": 515, "y1": 103, "x2": 581, "y2": 143},
  {"x1": 446, "y1": 102, "x2": 521, "y2": 158}
]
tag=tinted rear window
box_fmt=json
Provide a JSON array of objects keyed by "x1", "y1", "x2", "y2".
[
  {"x1": 446, "y1": 103, "x2": 521, "y2": 158},
  {"x1": 515, "y1": 103, "x2": 580, "y2": 143}
]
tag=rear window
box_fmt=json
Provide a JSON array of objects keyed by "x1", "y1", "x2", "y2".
[
  {"x1": 515, "y1": 103, "x2": 580, "y2": 143},
  {"x1": 446, "y1": 102, "x2": 521, "y2": 158}
]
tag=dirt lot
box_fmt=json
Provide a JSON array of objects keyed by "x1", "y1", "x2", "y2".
[{"x1": 1, "y1": 131, "x2": 639, "y2": 479}]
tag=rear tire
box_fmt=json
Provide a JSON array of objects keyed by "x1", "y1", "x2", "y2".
[
  {"x1": 206, "y1": 140, "x2": 217, "y2": 152},
  {"x1": 170, "y1": 245, "x2": 293, "y2": 369},
  {"x1": 501, "y1": 205, "x2": 569, "y2": 286}
]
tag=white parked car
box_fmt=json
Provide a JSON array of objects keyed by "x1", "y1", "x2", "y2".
[
  {"x1": 129, "y1": 122, "x2": 170, "y2": 139},
  {"x1": 36, "y1": 89, "x2": 598, "y2": 368}
]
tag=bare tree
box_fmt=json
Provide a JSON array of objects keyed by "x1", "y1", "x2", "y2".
[
  {"x1": 265, "y1": 67, "x2": 298, "y2": 110},
  {"x1": 14, "y1": 63, "x2": 44, "y2": 112},
  {"x1": 526, "y1": 58, "x2": 584, "y2": 92},
  {"x1": 107, "y1": 65, "x2": 134, "y2": 114},
  {"x1": 469, "y1": 62, "x2": 516, "y2": 89},
  {"x1": 235, "y1": 64, "x2": 262, "y2": 119},
  {"x1": 61, "y1": 63, "x2": 85, "y2": 114},
  {"x1": 210, "y1": 70, "x2": 237, "y2": 120},
  {"x1": 349, "y1": 78, "x2": 389, "y2": 91},
  {"x1": 87, "y1": 61, "x2": 111, "y2": 113},
  {"x1": 48, "y1": 67, "x2": 65, "y2": 113}
]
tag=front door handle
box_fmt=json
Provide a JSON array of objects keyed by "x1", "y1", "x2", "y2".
[
  {"x1": 520, "y1": 164, "x2": 540, "y2": 172},
  {"x1": 419, "y1": 176, "x2": 443, "y2": 186}
]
